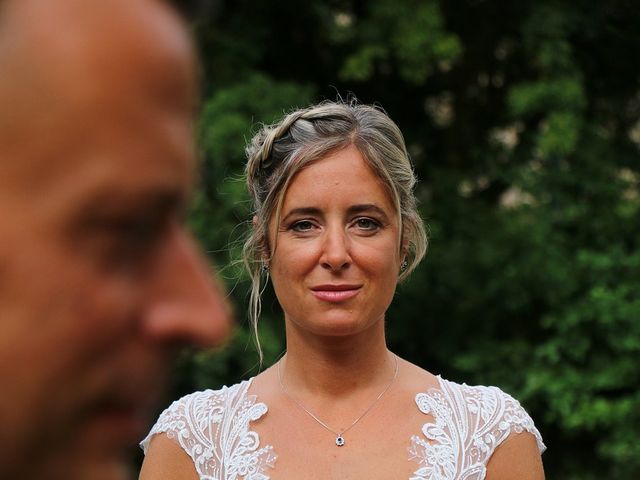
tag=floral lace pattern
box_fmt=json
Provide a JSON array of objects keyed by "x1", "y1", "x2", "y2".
[
  {"x1": 140, "y1": 379, "x2": 276, "y2": 480},
  {"x1": 408, "y1": 376, "x2": 546, "y2": 480},
  {"x1": 141, "y1": 376, "x2": 544, "y2": 480}
]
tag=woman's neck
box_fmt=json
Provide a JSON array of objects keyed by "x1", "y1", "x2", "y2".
[{"x1": 280, "y1": 318, "x2": 394, "y2": 400}]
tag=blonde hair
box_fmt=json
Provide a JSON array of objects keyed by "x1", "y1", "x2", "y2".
[{"x1": 243, "y1": 100, "x2": 427, "y2": 362}]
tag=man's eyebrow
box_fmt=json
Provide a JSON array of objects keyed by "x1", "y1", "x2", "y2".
[{"x1": 78, "y1": 187, "x2": 188, "y2": 219}]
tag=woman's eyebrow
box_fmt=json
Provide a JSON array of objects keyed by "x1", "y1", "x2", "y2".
[
  {"x1": 281, "y1": 204, "x2": 391, "y2": 223},
  {"x1": 347, "y1": 204, "x2": 390, "y2": 220},
  {"x1": 281, "y1": 207, "x2": 322, "y2": 223}
]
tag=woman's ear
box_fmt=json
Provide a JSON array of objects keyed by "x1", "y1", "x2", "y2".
[
  {"x1": 253, "y1": 215, "x2": 271, "y2": 262},
  {"x1": 400, "y1": 225, "x2": 410, "y2": 263}
]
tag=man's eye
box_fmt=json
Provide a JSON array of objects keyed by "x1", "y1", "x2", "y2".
[
  {"x1": 113, "y1": 218, "x2": 162, "y2": 244},
  {"x1": 101, "y1": 217, "x2": 167, "y2": 264}
]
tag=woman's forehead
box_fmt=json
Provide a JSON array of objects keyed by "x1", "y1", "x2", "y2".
[{"x1": 279, "y1": 145, "x2": 397, "y2": 214}]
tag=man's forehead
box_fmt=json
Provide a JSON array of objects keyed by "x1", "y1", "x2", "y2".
[
  {"x1": 8, "y1": 0, "x2": 195, "y2": 107},
  {"x1": 0, "y1": 0, "x2": 198, "y2": 194},
  {"x1": 3, "y1": 0, "x2": 193, "y2": 58},
  {"x1": 0, "y1": 0, "x2": 197, "y2": 144}
]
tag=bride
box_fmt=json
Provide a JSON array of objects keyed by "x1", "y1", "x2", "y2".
[{"x1": 139, "y1": 101, "x2": 545, "y2": 480}]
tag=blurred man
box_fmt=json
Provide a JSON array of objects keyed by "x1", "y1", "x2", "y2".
[{"x1": 0, "y1": 0, "x2": 230, "y2": 478}]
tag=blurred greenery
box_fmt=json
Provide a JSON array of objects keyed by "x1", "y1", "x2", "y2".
[{"x1": 167, "y1": 1, "x2": 640, "y2": 478}]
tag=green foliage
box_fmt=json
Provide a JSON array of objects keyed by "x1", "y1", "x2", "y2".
[
  {"x1": 338, "y1": 0, "x2": 462, "y2": 83},
  {"x1": 166, "y1": 1, "x2": 640, "y2": 478}
]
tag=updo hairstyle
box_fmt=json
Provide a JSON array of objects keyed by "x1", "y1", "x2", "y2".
[{"x1": 243, "y1": 100, "x2": 427, "y2": 361}]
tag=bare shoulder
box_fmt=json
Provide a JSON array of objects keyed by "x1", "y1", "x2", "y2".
[
  {"x1": 395, "y1": 356, "x2": 440, "y2": 392},
  {"x1": 139, "y1": 433, "x2": 199, "y2": 480},
  {"x1": 486, "y1": 431, "x2": 545, "y2": 480}
]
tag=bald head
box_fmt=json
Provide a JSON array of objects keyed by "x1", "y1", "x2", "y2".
[
  {"x1": 0, "y1": 0, "x2": 198, "y2": 183},
  {"x1": 0, "y1": 2, "x2": 230, "y2": 480}
]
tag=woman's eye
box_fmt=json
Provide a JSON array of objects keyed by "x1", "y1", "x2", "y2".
[
  {"x1": 290, "y1": 220, "x2": 315, "y2": 232},
  {"x1": 354, "y1": 217, "x2": 380, "y2": 231}
]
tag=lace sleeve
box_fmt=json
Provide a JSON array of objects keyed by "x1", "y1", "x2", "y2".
[
  {"x1": 139, "y1": 381, "x2": 276, "y2": 480},
  {"x1": 410, "y1": 377, "x2": 545, "y2": 480},
  {"x1": 139, "y1": 389, "x2": 226, "y2": 474},
  {"x1": 468, "y1": 384, "x2": 546, "y2": 455}
]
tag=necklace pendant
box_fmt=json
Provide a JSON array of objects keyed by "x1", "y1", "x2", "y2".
[{"x1": 335, "y1": 436, "x2": 345, "y2": 446}]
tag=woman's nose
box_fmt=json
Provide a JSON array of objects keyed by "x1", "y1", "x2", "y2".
[{"x1": 319, "y1": 225, "x2": 351, "y2": 272}]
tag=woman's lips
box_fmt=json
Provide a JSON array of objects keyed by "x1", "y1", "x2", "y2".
[{"x1": 310, "y1": 285, "x2": 362, "y2": 302}]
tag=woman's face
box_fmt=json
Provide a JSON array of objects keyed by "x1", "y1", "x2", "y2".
[{"x1": 268, "y1": 144, "x2": 403, "y2": 338}]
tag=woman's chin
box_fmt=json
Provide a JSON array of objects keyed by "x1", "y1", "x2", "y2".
[{"x1": 290, "y1": 313, "x2": 382, "y2": 338}]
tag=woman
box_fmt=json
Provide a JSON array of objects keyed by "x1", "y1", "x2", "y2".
[{"x1": 140, "y1": 101, "x2": 546, "y2": 480}]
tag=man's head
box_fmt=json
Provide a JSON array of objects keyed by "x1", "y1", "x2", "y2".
[{"x1": 0, "y1": 0, "x2": 230, "y2": 478}]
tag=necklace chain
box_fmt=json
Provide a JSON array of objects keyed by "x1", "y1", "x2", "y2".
[{"x1": 277, "y1": 353, "x2": 399, "y2": 446}]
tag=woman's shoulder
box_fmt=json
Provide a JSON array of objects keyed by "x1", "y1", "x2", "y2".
[
  {"x1": 140, "y1": 378, "x2": 266, "y2": 454},
  {"x1": 140, "y1": 378, "x2": 277, "y2": 480},
  {"x1": 414, "y1": 375, "x2": 546, "y2": 454},
  {"x1": 407, "y1": 373, "x2": 545, "y2": 479}
]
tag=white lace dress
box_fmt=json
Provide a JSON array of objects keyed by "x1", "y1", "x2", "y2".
[{"x1": 140, "y1": 376, "x2": 545, "y2": 480}]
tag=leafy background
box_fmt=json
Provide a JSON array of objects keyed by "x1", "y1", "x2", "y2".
[{"x1": 158, "y1": 1, "x2": 640, "y2": 478}]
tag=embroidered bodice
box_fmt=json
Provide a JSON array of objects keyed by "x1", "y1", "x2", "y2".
[{"x1": 140, "y1": 376, "x2": 545, "y2": 480}]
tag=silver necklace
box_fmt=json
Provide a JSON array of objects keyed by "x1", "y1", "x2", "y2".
[{"x1": 277, "y1": 353, "x2": 399, "y2": 447}]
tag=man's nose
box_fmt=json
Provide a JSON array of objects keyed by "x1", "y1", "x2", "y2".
[{"x1": 143, "y1": 225, "x2": 232, "y2": 347}]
